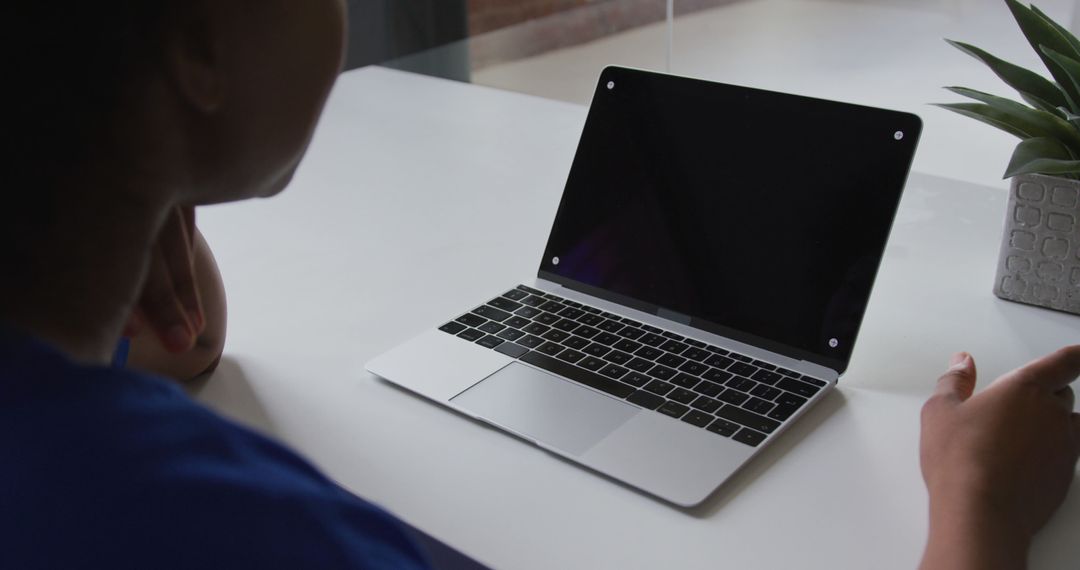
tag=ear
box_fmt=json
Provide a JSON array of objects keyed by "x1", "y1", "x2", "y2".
[{"x1": 163, "y1": 2, "x2": 226, "y2": 114}]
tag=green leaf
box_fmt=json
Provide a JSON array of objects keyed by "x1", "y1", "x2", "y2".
[
  {"x1": 944, "y1": 86, "x2": 1080, "y2": 151},
  {"x1": 945, "y1": 39, "x2": 1068, "y2": 110},
  {"x1": 1030, "y1": 5, "x2": 1080, "y2": 58},
  {"x1": 933, "y1": 102, "x2": 1032, "y2": 139},
  {"x1": 1004, "y1": 0, "x2": 1080, "y2": 110},
  {"x1": 1020, "y1": 91, "x2": 1069, "y2": 117},
  {"x1": 1041, "y1": 47, "x2": 1080, "y2": 107},
  {"x1": 1004, "y1": 137, "x2": 1080, "y2": 178}
]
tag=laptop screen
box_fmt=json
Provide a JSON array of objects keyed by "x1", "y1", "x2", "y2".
[{"x1": 539, "y1": 67, "x2": 921, "y2": 372}]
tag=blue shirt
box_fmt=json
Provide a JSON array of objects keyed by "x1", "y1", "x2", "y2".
[{"x1": 0, "y1": 331, "x2": 430, "y2": 569}]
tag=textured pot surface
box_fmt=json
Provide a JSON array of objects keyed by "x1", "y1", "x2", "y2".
[{"x1": 993, "y1": 174, "x2": 1080, "y2": 315}]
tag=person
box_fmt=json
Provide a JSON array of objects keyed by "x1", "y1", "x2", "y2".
[{"x1": 1, "y1": 2, "x2": 1076, "y2": 569}]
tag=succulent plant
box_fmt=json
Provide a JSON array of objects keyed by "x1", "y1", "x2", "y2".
[{"x1": 937, "y1": 0, "x2": 1080, "y2": 180}]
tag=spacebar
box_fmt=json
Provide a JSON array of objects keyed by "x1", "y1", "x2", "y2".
[{"x1": 520, "y1": 351, "x2": 635, "y2": 399}]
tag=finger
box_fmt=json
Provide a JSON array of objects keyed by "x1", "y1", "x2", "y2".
[
  {"x1": 1010, "y1": 345, "x2": 1080, "y2": 392},
  {"x1": 159, "y1": 207, "x2": 204, "y2": 331},
  {"x1": 1055, "y1": 386, "x2": 1075, "y2": 411},
  {"x1": 138, "y1": 244, "x2": 196, "y2": 352},
  {"x1": 933, "y1": 352, "x2": 977, "y2": 404}
]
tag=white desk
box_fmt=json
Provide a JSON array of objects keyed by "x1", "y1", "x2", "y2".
[{"x1": 193, "y1": 66, "x2": 1079, "y2": 569}]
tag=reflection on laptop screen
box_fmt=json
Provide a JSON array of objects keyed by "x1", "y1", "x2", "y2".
[{"x1": 540, "y1": 67, "x2": 921, "y2": 370}]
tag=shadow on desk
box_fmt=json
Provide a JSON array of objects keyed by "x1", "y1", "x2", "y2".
[{"x1": 185, "y1": 356, "x2": 278, "y2": 437}]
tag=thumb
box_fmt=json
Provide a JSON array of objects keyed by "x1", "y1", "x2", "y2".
[{"x1": 934, "y1": 352, "x2": 977, "y2": 404}]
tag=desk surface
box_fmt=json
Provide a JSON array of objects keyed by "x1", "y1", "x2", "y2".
[{"x1": 193, "y1": 66, "x2": 1079, "y2": 570}]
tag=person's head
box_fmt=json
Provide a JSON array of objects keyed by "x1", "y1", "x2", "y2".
[{"x1": 12, "y1": 0, "x2": 347, "y2": 210}]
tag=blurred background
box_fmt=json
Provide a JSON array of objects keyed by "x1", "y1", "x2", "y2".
[{"x1": 344, "y1": 0, "x2": 1080, "y2": 188}]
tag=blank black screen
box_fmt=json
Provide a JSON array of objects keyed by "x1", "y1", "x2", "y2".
[{"x1": 540, "y1": 67, "x2": 921, "y2": 371}]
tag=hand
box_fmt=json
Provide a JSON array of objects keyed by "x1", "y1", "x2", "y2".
[
  {"x1": 919, "y1": 346, "x2": 1080, "y2": 569},
  {"x1": 126, "y1": 206, "x2": 206, "y2": 353}
]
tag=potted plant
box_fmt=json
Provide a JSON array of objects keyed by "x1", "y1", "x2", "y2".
[{"x1": 937, "y1": 0, "x2": 1080, "y2": 315}]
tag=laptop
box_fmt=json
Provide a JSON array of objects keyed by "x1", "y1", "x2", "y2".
[{"x1": 367, "y1": 66, "x2": 921, "y2": 507}]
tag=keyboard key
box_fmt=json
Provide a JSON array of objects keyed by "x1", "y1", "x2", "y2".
[
  {"x1": 534, "y1": 313, "x2": 559, "y2": 325},
  {"x1": 537, "y1": 342, "x2": 564, "y2": 356},
  {"x1": 693, "y1": 380, "x2": 723, "y2": 398},
  {"x1": 677, "y1": 361, "x2": 708, "y2": 376},
  {"x1": 494, "y1": 343, "x2": 529, "y2": 358},
  {"x1": 562, "y1": 336, "x2": 589, "y2": 350},
  {"x1": 640, "y1": 324, "x2": 663, "y2": 334},
  {"x1": 768, "y1": 404, "x2": 799, "y2": 422},
  {"x1": 538, "y1": 300, "x2": 566, "y2": 313},
  {"x1": 558, "y1": 307, "x2": 585, "y2": 320},
  {"x1": 681, "y1": 347, "x2": 710, "y2": 362},
  {"x1": 439, "y1": 322, "x2": 466, "y2": 335},
  {"x1": 544, "y1": 293, "x2": 566, "y2": 301},
  {"x1": 598, "y1": 364, "x2": 629, "y2": 379},
  {"x1": 517, "y1": 335, "x2": 545, "y2": 349},
  {"x1": 582, "y1": 306, "x2": 601, "y2": 315},
  {"x1": 691, "y1": 396, "x2": 722, "y2": 414},
  {"x1": 719, "y1": 389, "x2": 749, "y2": 405},
  {"x1": 639, "y1": 333, "x2": 665, "y2": 347},
  {"x1": 732, "y1": 428, "x2": 767, "y2": 447},
  {"x1": 474, "y1": 305, "x2": 511, "y2": 322},
  {"x1": 456, "y1": 314, "x2": 486, "y2": 328},
  {"x1": 613, "y1": 339, "x2": 642, "y2": 353},
  {"x1": 750, "y1": 385, "x2": 782, "y2": 400},
  {"x1": 554, "y1": 318, "x2": 581, "y2": 332},
  {"x1": 557, "y1": 349, "x2": 585, "y2": 364},
  {"x1": 646, "y1": 364, "x2": 677, "y2": 381},
  {"x1": 751, "y1": 370, "x2": 782, "y2": 386},
  {"x1": 777, "y1": 377, "x2": 820, "y2": 398},
  {"x1": 596, "y1": 320, "x2": 624, "y2": 333},
  {"x1": 600, "y1": 311, "x2": 620, "y2": 319},
  {"x1": 616, "y1": 327, "x2": 645, "y2": 340},
  {"x1": 574, "y1": 325, "x2": 600, "y2": 339},
  {"x1": 479, "y1": 321, "x2": 506, "y2": 335},
  {"x1": 706, "y1": 419, "x2": 740, "y2": 437},
  {"x1": 669, "y1": 388, "x2": 698, "y2": 404},
  {"x1": 603, "y1": 350, "x2": 632, "y2": 365},
  {"x1": 620, "y1": 317, "x2": 643, "y2": 327},
  {"x1": 729, "y1": 353, "x2": 752, "y2": 363},
  {"x1": 583, "y1": 343, "x2": 611, "y2": 357},
  {"x1": 519, "y1": 294, "x2": 546, "y2": 307},
  {"x1": 504, "y1": 316, "x2": 531, "y2": 329},
  {"x1": 658, "y1": 401, "x2": 690, "y2": 419},
  {"x1": 516, "y1": 285, "x2": 545, "y2": 296},
  {"x1": 661, "y1": 331, "x2": 685, "y2": 341},
  {"x1": 476, "y1": 335, "x2": 504, "y2": 349},
  {"x1": 576, "y1": 314, "x2": 604, "y2": 326},
  {"x1": 621, "y1": 372, "x2": 650, "y2": 387},
  {"x1": 669, "y1": 373, "x2": 700, "y2": 389},
  {"x1": 627, "y1": 390, "x2": 665, "y2": 410},
  {"x1": 728, "y1": 362, "x2": 757, "y2": 376},
  {"x1": 644, "y1": 380, "x2": 675, "y2": 396},
  {"x1": 520, "y1": 351, "x2": 635, "y2": 399},
  {"x1": 702, "y1": 368, "x2": 733, "y2": 384},
  {"x1": 705, "y1": 345, "x2": 730, "y2": 355},
  {"x1": 579, "y1": 356, "x2": 606, "y2": 372},
  {"x1": 457, "y1": 328, "x2": 484, "y2": 342},
  {"x1": 716, "y1": 405, "x2": 781, "y2": 434},
  {"x1": 634, "y1": 346, "x2": 663, "y2": 360},
  {"x1": 727, "y1": 376, "x2": 757, "y2": 393},
  {"x1": 541, "y1": 329, "x2": 569, "y2": 343},
  {"x1": 656, "y1": 353, "x2": 687, "y2": 368},
  {"x1": 497, "y1": 328, "x2": 525, "y2": 342},
  {"x1": 514, "y1": 306, "x2": 543, "y2": 319},
  {"x1": 563, "y1": 300, "x2": 583, "y2": 309},
  {"x1": 776, "y1": 367, "x2": 800, "y2": 378},
  {"x1": 488, "y1": 297, "x2": 523, "y2": 312},
  {"x1": 682, "y1": 410, "x2": 714, "y2": 428},
  {"x1": 751, "y1": 360, "x2": 776, "y2": 371},
  {"x1": 659, "y1": 340, "x2": 688, "y2": 354},
  {"x1": 704, "y1": 354, "x2": 733, "y2": 369},
  {"x1": 743, "y1": 397, "x2": 775, "y2": 415},
  {"x1": 802, "y1": 376, "x2": 828, "y2": 387},
  {"x1": 776, "y1": 392, "x2": 808, "y2": 409},
  {"x1": 592, "y1": 332, "x2": 620, "y2": 346},
  {"x1": 626, "y1": 358, "x2": 655, "y2": 372},
  {"x1": 684, "y1": 338, "x2": 706, "y2": 349},
  {"x1": 522, "y1": 322, "x2": 550, "y2": 336}
]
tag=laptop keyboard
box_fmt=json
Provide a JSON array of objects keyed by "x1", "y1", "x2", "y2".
[{"x1": 438, "y1": 285, "x2": 826, "y2": 447}]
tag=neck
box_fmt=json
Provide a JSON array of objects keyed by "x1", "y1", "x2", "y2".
[{"x1": 3, "y1": 177, "x2": 172, "y2": 365}]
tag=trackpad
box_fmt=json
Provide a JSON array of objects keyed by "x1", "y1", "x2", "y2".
[{"x1": 452, "y1": 362, "x2": 638, "y2": 456}]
